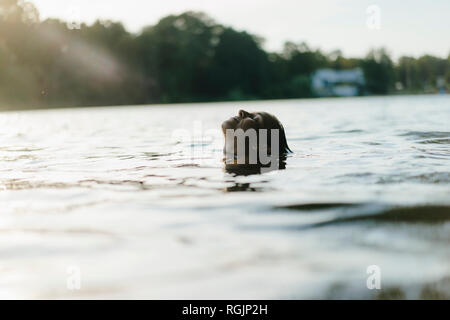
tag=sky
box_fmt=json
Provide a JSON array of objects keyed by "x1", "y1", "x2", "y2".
[{"x1": 31, "y1": 0, "x2": 450, "y2": 59}]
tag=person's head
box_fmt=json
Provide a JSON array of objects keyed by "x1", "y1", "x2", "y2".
[{"x1": 221, "y1": 109, "x2": 291, "y2": 170}]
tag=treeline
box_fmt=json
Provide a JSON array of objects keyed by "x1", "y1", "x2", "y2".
[{"x1": 0, "y1": 0, "x2": 449, "y2": 109}]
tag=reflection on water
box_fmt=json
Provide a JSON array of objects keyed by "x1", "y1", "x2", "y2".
[{"x1": 0, "y1": 95, "x2": 449, "y2": 299}]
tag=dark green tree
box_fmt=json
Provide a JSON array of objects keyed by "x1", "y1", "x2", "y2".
[{"x1": 361, "y1": 48, "x2": 395, "y2": 94}]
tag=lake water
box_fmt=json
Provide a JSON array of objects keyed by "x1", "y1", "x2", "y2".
[{"x1": 0, "y1": 95, "x2": 449, "y2": 299}]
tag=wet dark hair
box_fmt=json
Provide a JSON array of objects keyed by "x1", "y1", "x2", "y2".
[
  {"x1": 221, "y1": 110, "x2": 291, "y2": 174},
  {"x1": 255, "y1": 112, "x2": 292, "y2": 154}
]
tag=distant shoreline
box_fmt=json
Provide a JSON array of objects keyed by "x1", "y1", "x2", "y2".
[{"x1": 1, "y1": 92, "x2": 447, "y2": 112}]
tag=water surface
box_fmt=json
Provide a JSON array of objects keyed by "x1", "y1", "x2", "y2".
[{"x1": 0, "y1": 95, "x2": 449, "y2": 299}]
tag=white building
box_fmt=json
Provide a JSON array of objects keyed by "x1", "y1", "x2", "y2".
[{"x1": 311, "y1": 68, "x2": 365, "y2": 97}]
